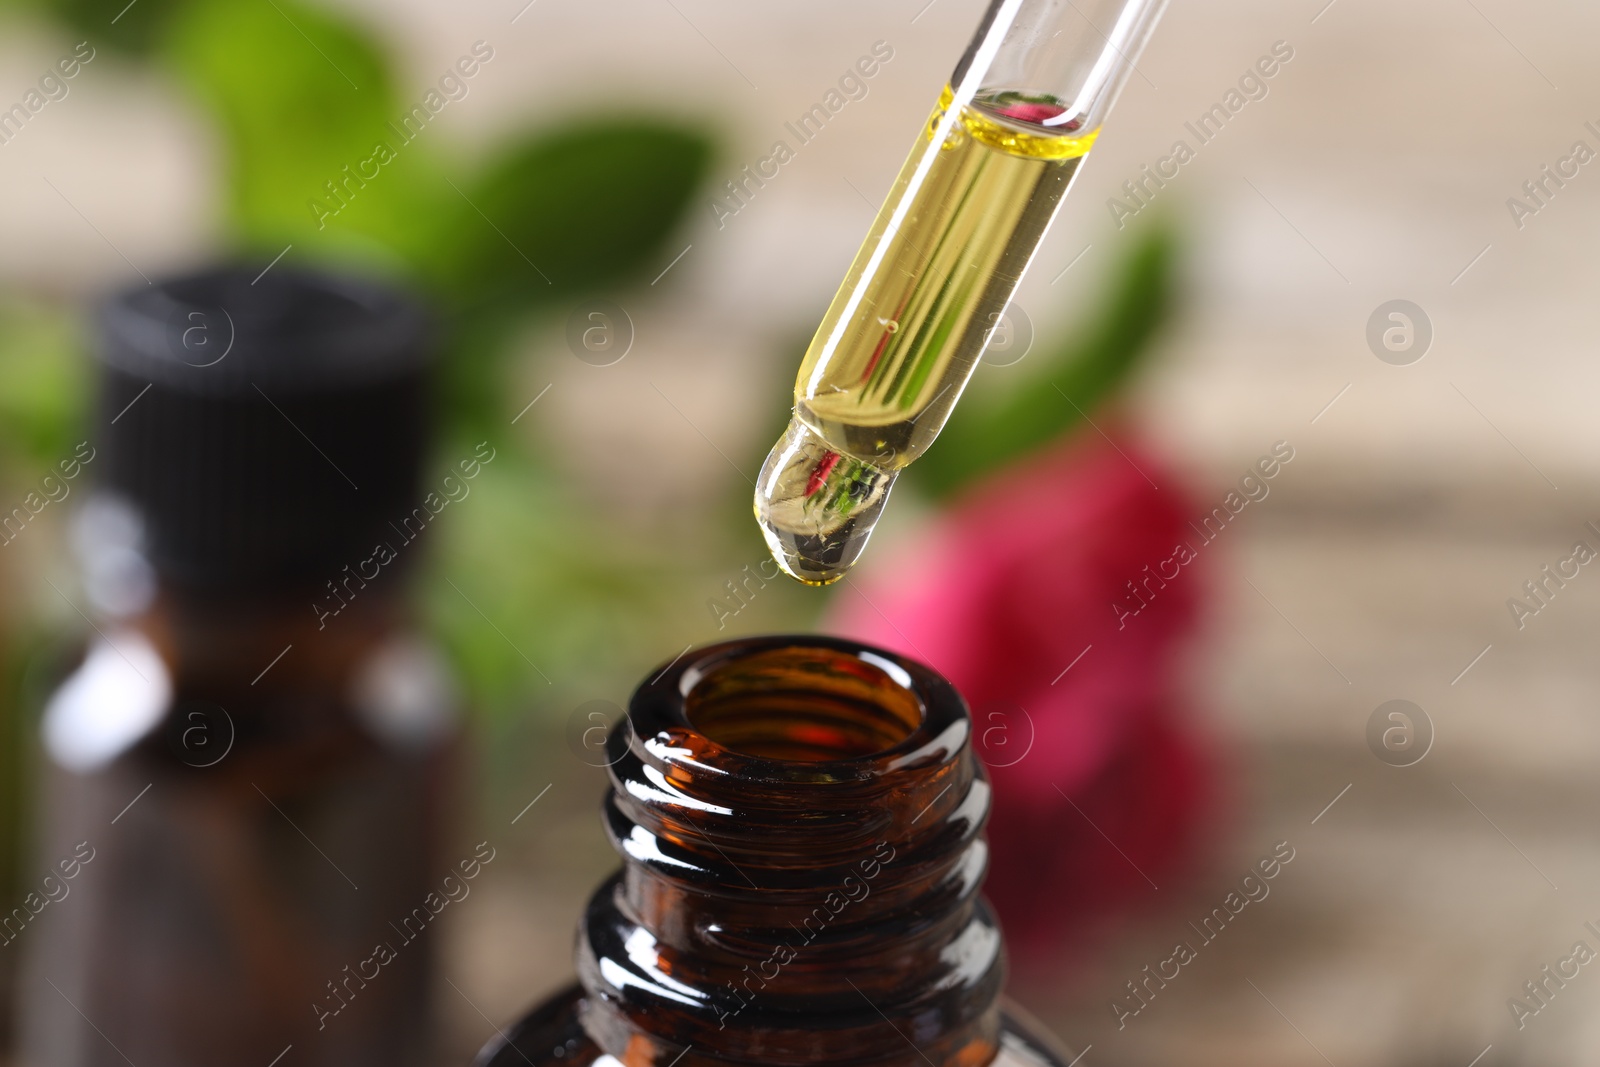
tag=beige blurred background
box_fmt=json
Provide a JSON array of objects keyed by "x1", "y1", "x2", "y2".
[{"x1": 3, "y1": 0, "x2": 1599, "y2": 1064}]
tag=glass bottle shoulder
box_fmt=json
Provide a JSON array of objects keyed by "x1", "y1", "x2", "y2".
[{"x1": 39, "y1": 622, "x2": 459, "y2": 773}]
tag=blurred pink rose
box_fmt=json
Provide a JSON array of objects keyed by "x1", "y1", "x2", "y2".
[{"x1": 826, "y1": 422, "x2": 1216, "y2": 973}]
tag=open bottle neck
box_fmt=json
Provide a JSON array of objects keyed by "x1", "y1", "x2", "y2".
[{"x1": 577, "y1": 637, "x2": 1005, "y2": 1067}]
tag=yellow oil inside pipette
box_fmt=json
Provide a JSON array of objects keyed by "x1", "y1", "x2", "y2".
[{"x1": 755, "y1": 86, "x2": 1097, "y2": 585}]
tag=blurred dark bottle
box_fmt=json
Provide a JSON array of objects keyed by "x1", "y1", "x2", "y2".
[
  {"x1": 19, "y1": 265, "x2": 456, "y2": 1067},
  {"x1": 477, "y1": 635, "x2": 1079, "y2": 1067}
]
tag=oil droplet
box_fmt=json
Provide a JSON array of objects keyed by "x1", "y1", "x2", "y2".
[{"x1": 754, "y1": 416, "x2": 897, "y2": 586}]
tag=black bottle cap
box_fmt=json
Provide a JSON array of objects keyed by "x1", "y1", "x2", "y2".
[{"x1": 94, "y1": 263, "x2": 433, "y2": 593}]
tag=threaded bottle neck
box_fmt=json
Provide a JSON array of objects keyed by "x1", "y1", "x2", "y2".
[{"x1": 576, "y1": 637, "x2": 1005, "y2": 1067}]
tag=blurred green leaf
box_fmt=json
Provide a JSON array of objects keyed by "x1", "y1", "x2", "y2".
[
  {"x1": 424, "y1": 120, "x2": 712, "y2": 431},
  {"x1": 910, "y1": 221, "x2": 1179, "y2": 499},
  {"x1": 163, "y1": 0, "x2": 441, "y2": 261},
  {"x1": 428, "y1": 120, "x2": 713, "y2": 311},
  {"x1": 0, "y1": 0, "x2": 191, "y2": 55},
  {"x1": 0, "y1": 299, "x2": 87, "y2": 469}
]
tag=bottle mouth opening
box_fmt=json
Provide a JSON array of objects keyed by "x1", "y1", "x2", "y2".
[
  {"x1": 681, "y1": 645, "x2": 922, "y2": 762},
  {"x1": 625, "y1": 636, "x2": 969, "y2": 785}
]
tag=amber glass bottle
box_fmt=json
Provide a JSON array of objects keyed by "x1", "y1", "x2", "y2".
[
  {"x1": 478, "y1": 635, "x2": 1077, "y2": 1067},
  {"x1": 19, "y1": 265, "x2": 455, "y2": 1067}
]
